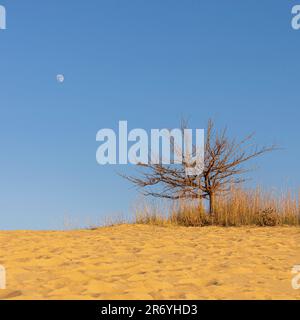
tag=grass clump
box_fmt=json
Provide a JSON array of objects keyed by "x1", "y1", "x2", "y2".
[{"x1": 133, "y1": 188, "x2": 300, "y2": 227}]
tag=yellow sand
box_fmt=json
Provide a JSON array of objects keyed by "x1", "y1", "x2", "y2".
[{"x1": 0, "y1": 225, "x2": 299, "y2": 300}]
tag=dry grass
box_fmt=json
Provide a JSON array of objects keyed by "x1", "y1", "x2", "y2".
[{"x1": 134, "y1": 188, "x2": 300, "y2": 227}]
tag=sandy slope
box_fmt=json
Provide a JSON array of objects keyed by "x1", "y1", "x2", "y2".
[{"x1": 0, "y1": 225, "x2": 299, "y2": 300}]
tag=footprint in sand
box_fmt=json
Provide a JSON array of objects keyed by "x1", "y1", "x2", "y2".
[{"x1": 0, "y1": 290, "x2": 23, "y2": 299}]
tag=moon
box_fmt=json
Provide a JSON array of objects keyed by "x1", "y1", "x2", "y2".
[{"x1": 56, "y1": 74, "x2": 65, "y2": 83}]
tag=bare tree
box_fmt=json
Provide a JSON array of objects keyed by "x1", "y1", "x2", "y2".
[{"x1": 122, "y1": 119, "x2": 276, "y2": 214}]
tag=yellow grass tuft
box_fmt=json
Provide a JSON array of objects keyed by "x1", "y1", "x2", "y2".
[{"x1": 133, "y1": 187, "x2": 300, "y2": 227}]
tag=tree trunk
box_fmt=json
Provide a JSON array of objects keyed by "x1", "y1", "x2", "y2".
[{"x1": 209, "y1": 193, "x2": 215, "y2": 214}]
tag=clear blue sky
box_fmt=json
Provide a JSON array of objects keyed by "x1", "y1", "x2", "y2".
[{"x1": 0, "y1": 1, "x2": 299, "y2": 230}]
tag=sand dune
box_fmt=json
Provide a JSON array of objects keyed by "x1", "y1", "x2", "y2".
[{"x1": 0, "y1": 225, "x2": 299, "y2": 300}]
